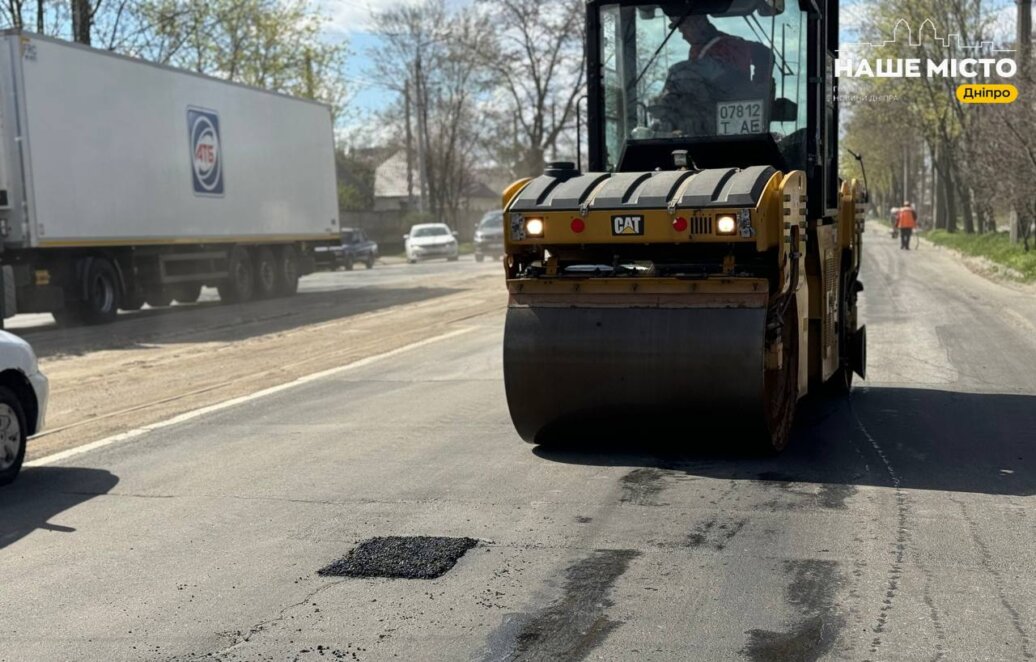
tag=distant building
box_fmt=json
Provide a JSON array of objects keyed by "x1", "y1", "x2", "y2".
[
  {"x1": 372, "y1": 150, "x2": 501, "y2": 219},
  {"x1": 341, "y1": 150, "x2": 504, "y2": 244},
  {"x1": 373, "y1": 151, "x2": 414, "y2": 212}
]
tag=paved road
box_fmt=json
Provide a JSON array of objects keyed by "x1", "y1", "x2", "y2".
[
  {"x1": 2, "y1": 227, "x2": 1035, "y2": 661},
  {"x1": 17, "y1": 256, "x2": 504, "y2": 461},
  {"x1": 5, "y1": 255, "x2": 498, "y2": 334}
]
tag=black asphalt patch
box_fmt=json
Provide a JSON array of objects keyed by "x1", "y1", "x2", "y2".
[{"x1": 318, "y1": 536, "x2": 478, "y2": 579}]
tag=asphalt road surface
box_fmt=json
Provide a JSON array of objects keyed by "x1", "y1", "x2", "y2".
[{"x1": 2, "y1": 229, "x2": 1035, "y2": 661}]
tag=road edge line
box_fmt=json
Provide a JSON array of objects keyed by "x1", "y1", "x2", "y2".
[{"x1": 26, "y1": 325, "x2": 478, "y2": 467}]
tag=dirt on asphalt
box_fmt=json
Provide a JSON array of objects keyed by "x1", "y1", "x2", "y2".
[{"x1": 20, "y1": 268, "x2": 504, "y2": 462}]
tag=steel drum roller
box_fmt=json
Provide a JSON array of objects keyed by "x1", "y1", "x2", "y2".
[{"x1": 503, "y1": 304, "x2": 769, "y2": 443}]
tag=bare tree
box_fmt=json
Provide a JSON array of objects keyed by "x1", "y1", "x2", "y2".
[
  {"x1": 476, "y1": 0, "x2": 585, "y2": 177},
  {"x1": 370, "y1": 0, "x2": 493, "y2": 226}
]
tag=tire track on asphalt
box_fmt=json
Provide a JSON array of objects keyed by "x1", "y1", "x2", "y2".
[
  {"x1": 851, "y1": 402, "x2": 912, "y2": 656},
  {"x1": 948, "y1": 495, "x2": 1034, "y2": 660}
]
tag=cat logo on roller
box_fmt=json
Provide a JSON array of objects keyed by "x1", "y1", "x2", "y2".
[{"x1": 611, "y1": 215, "x2": 644, "y2": 236}]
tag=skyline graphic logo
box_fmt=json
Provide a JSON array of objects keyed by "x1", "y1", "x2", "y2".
[{"x1": 835, "y1": 17, "x2": 1018, "y2": 80}]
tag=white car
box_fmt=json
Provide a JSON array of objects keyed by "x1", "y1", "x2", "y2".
[
  {"x1": 0, "y1": 331, "x2": 48, "y2": 486},
  {"x1": 404, "y1": 223, "x2": 460, "y2": 263}
]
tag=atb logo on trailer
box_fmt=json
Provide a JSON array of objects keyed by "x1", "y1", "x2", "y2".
[{"x1": 187, "y1": 107, "x2": 224, "y2": 196}]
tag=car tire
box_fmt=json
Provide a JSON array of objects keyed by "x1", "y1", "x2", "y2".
[
  {"x1": 447, "y1": 255, "x2": 459, "y2": 262},
  {"x1": 365, "y1": 254, "x2": 376, "y2": 269},
  {"x1": 475, "y1": 253, "x2": 485, "y2": 263},
  {"x1": 344, "y1": 256, "x2": 355, "y2": 271},
  {"x1": 0, "y1": 386, "x2": 28, "y2": 487},
  {"x1": 217, "y1": 246, "x2": 255, "y2": 304}
]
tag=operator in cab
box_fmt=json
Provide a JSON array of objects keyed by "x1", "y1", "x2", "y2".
[
  {"x1": 651, "y1": 2, "x2": 773, "y2": 137},
  {"x1": 670, "y1": 7, "x2": 753, "y2": 79}
]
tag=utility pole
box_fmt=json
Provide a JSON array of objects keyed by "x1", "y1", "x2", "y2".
[
  {"x1": 550, "y1": 102, "x2": 557, "y2": 161},
  {"x1": 1020, "y1": 0, "x2": 1032, "y2": 70},
  {"x1": 902, "y1": 144, "x2": 909, "y2": 205},
  {"x1": 414, "y1": 54, "x2": 430, "y2": 215},
  {"x1": 404, "y1": 78, "x2": 414, "y2": 207},
  {"x1": 1014, "y1": 0, "x2": 1031, "y2": 242}
]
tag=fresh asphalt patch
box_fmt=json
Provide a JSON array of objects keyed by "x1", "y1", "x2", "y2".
[{"x1": 317, "y1": 536, "x2": 479, "y2": 580}]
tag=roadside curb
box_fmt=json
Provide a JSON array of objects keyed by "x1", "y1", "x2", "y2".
[{"x1": 917, "y1": 236, "x2": 1036, "y2": 294}]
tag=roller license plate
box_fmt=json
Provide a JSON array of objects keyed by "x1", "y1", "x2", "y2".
[{"x1": 716, "y1": 100, "x2": 765, "y2": 136}]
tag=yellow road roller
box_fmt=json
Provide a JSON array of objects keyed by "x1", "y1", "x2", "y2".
[{"x1": 501, "y1": 0, "x2": 865, "y2": 451}]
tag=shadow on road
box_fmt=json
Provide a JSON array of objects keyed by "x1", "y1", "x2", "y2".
[
  {"x1": 15, "y1": 286, "x2": 460, "y2": 359},
  {"x1": 533, "y1": 387, "x2": 1036, "y2": 497},
  {"x1": 0, "y1": 467, "x2": 120, "y2": 551}
]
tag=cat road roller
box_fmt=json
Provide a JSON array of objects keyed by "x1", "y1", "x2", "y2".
[{"x1": 501, "y1": 0, "x2": 866, "y2": 451}]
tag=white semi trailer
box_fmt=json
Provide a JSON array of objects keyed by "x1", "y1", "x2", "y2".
[{"x1": 0, "y1": 30, "x2": 339, "y2": 324}]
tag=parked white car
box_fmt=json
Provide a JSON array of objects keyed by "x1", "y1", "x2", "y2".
[
  {"x1": 404, "y1": 223, "x2": 460, "y2": 263},
  {"x1": 0, "y1": 331, "x2": 48, "y2": 486}
]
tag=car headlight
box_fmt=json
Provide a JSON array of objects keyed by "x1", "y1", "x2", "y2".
[
  {"x1": 717, "y1": 215, "x2": 737, "y2": 235},
  {"x1": 525, "y1": 218, "x2": 545, "y2": 237}
]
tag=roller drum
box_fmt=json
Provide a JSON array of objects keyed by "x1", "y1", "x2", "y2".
[{"x1": 503, "y1": 305, "x2": 770, "y2": 443}]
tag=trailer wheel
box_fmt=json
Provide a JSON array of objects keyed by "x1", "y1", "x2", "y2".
[
  {"x1": 80, "y1": 258, "x2": 120, "y2": 325},
  {"x1": 172, "y1": 283, "x2": 202, "y2": 304},
  {"x1": 122, "y1": 287, "x2": 146, "y2": 311},
  {"x1": 0, "y1": 386, "x2": 28, "y2": 487},
  {"x1": 145, "y1": 287, "x2": 173, "y2": 308},
  {"x1": 275, "y1": 246, "x2": 300, "y2": 296},
  {"x1": 218, "y1": 246, "x2": 255, "y2": 304},
  {"x1": 253, "y1": 247, "x2": 278, "y2": 298}
]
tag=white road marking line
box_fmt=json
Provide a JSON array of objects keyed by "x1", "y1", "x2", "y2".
[{"x1": 26, "y1": 326, "x2": 477, "y2": 467}]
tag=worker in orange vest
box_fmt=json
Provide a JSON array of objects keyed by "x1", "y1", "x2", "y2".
[{"x1": 897, "y1": 202, "x2": 918, "y2": 250}]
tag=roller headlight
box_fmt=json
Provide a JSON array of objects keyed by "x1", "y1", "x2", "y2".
[
  {"x1": 717, "y1": 215, "x2": 737, "y2": 235},
  {"x1": 525, "y1": 218, "x2": 545, "y2": 237}
]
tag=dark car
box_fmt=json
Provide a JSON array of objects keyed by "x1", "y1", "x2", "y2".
[
  {"x1": 315, "y1": 228, "x2": 379, "y2": 270},
  {"x1": 473, "y1": 211, "x2": 504, "y2": 262}
]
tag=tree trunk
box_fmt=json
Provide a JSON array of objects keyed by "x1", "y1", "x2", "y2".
[
  {"x1": 958, "y1": 182, "x2": 975, "y2": 234},
  {"x1": 522, "y1": 144, "x2": 545, "y2": 179},
  {"x1": 71, "y1": 0, "x2": 92, "y2": 45},
  {"x1": 943, "y1": 167, "x2": 958, "y2": 233}
]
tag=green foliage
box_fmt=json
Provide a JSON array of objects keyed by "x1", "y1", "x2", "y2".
[
  {"x1": 926, "y1": 230, "x2": 1036, "y2": 282},
  {"x1": 132, "y1": 0, "x2": 347, "y2": 115},
  {"x1": 337, "y1": 183, "x2": 365, "y2": 212},
  {"x1": 335, "y1": 149, "x2": 375, "y2": 211}
]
